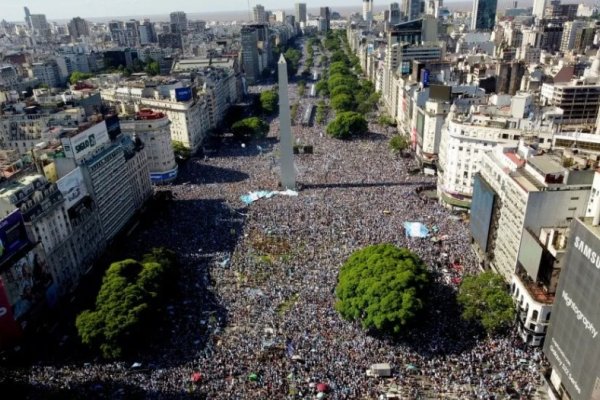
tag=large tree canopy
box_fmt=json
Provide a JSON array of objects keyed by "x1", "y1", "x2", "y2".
[
  {"x1": 260, "y1": 90, "x2": 279, "y2": 115},
  {"x1": 335, "y1": 244, "x2": 430, "y2": 334},
  {"x1": 326, "y1": 112, "x2": 368, "y2": 139},
  {"x1": 76, "y1": 248, "x2": 178, "y2": 359},
  {"x1": 457, "y1": 272, "x2": 516, "y2": 335},
  {"x1": 231, "y1": 117, "x2": 270, "y2": 139}
]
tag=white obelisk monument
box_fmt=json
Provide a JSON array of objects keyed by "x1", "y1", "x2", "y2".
[{"x1": 277, "y1": 54, "x2": 296, "y2": 190}]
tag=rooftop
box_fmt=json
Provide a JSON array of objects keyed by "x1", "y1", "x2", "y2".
[{"x1": 527, "y1": 155, "x2": 564, "y2": 175}]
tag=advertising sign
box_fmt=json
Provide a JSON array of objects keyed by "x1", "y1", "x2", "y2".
[
  {"x1": 0, "y1": 211, "x2": 30, "y2": 266},
  {"x1": 56, "y1": 167, "x2": 89, "y2": 209},
  {"x1": 0, "y1": 279, "x2": 22, "y2": 348},
  {"x1": 175, "y1": 87, "x2": 192, "y2": 102},
  {"x1": 470, "y1": 175, "x2": 496, "y2": 252},
  {"x1": 544, "y1": 219, "x2": 600, "y2": 400},
  {"x1": 1, "y1": 248, "x2": 53, "y2": 320},
  {"x1": 61, "y1": 121, "x2": 109, "y2": 161},
  {"x1": 421, "y1": 68, "x2": 430, "y2": 88}
]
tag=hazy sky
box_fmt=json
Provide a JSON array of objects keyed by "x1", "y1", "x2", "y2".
[
  {"x1": 5, "y1": 0, "x2": 543, "y2": 22},
  {"x1": 5, "y1": 0, "x2": 379, "y2": 21}
]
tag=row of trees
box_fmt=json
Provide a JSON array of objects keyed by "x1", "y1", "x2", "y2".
[
  {"x1": 232, "y1": 117, "x2": 270, "y2": 139},
  {"x1": 76, "y1": 248, "x2": 178, "y2": 359},
  {"x1": 335, "y1": 244, "x2": 516, "y2": 336}
]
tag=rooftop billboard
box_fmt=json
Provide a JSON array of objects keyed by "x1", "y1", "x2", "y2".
[
  {"x1": 0, "y1": 211, "x2": 30, "y2": 266},
  {"x1": 61, "y1": 121, "x2": 109, "y2": 162},
  {"x1": 56, "y1": 167, "x2": 89, "y2": 209}
]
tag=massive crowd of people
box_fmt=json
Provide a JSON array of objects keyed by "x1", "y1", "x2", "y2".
[{"x1": 5, "y1": 84, "x2": 547, "y2": 399}]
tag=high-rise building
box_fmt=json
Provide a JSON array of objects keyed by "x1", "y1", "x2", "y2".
[
  {"x1": 320, "y1": 7, "x2": 331, "y2": 31},
  {"x1": 241, "y1": 26, "x2": 260, "y2": 84},
  {"x1": 274, "y1": 10, "x2": 286, "y2": 22},
  {"x1": 170, "y1": 11, "x2": 187, "y2": 33},
  {"x1": 389, "y1": 2, "x2": 401, "y2": 25},
  {"x1": 532, "y1": 0, "x2": 546, "y2": 18},
  {"x1": 560, "y1": 20, "x2": 586, "y2": 52},
  {"x1": 24, "y1": 6, "x2": 31, "y2": 29},
  {"x1": 68, "y1": 17, "x2": 90, "y2": 39},
  {"x1": 363, "y1": 0, "x2": 372, "y2": 23},
  {"x1": 471, "y1": 0, "x2": 497, "y2": 31},
  {"x1": 31, "y1": 60, "x2": 62, "y2": 88},
  {"x1": 295, "y1": 3, "x2": 307, "y2": 24},
  {"x1": 405, "y1": 0, "x2": 421, "y2": 20},
  {"x1": 253, "y1": 4, "x2": 267, "y2": 23},
  {"x1": 29, "y1": 14, "x2": 49, "y2": 35}
]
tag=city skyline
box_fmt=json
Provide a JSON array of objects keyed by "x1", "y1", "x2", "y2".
[{"x1": 6, "y1": 0, "x2": 511, "y2": 22}]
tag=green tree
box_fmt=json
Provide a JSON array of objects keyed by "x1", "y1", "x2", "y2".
[
  {"x1": 76, "y1": 249, "x2": 177, "y2": 359},
  {"x1": 298, "y1": 80, "x2": 306, "y2": 96},
  {"x1": 232, "y1": 117, "x2": 270, "y2": 139},
  {"x1": 260, "y1": 90, "x2": 279, "y2": 115},
  {"x1": 379, "y1": 114, "x2": 396, "y2": 127},
  {"x1": 389, "y1": 135, "x2": 409, "y2": 156},
  {"x1": 326, "y1": 111, "x2": 368, "y2": 139},
  {"x1": 172, "y1": 140, "x2": 191, "y2": 160},
  {"x1": 329, "y1": 61, "x2": 350, "y2": 76},
  {"x1": 145, "y1": 60, "x2": 160, "y2": 76},
  {"x1": 335, "y1": 244, "x2": 430, "y2": 334},
  {"x1": 315, "y1": 79, "x2": 329, "y2": 96},
  {"x1": 69, "y1": 71, "x2": 94, "y2": 85},
  {"x1": 331, "y1": 93, "x2": 355, "y2": 112},
  {"x1": 457, "y1": 272, "x2": 516, "y2": 335}
]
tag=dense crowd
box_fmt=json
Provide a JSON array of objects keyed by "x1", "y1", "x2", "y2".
[{"x1": 6, "y1": 87, "x2": 547, "y2": 399}]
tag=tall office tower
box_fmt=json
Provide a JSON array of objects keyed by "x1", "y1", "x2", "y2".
[
  {"x1": 241, "y1": 26, "x2": 260, "y2": 84},
  {"x1": 274, "y1": 10, "x2": 286, "y2": 22},
  {"x1": 471, "y1": 0, "x2": 498, "y2": 31},
  {"x1": 253, "y1": 4, "x2": 267, "y2": 23},
  {"x1": 68, "y1": 17, "x2": 90, "y2": 39},
  {"x1": 320, "y1": 7, "x2": 331, "y2": 31},
  {"x1": 363, "y1": 0, "x2": 371, "y2": 21},
  {"x1": 29, "y1": 14, "x2": 49, "y2": 35},
  {"x1": 170, "y1": 11, "x2": 187, "y2": 33},
  {"x1": 532, "y1": 0, "x2": 547, "y2": 18},
  {"x1": 389, "y1": 2, "x2": 401, "y2": 25},
  {"x1": 24, "y1": 7, "x2": 31, "y2": 29},
  {"x1": 295, "y1": 3, "x2": 307, "y2": 24},
  {"x1": 408, "y1": 0, "x2": 421, "y2": 20}
]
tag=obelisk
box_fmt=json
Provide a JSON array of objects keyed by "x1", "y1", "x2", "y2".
[{"x1": 277, "y1": 54, "x2": 296, "y2": 190}]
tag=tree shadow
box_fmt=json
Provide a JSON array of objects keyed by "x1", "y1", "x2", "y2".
[
  {"x1": 352, "y1": 131, "x2": 388, "y2": 142},
  {"x1": 179, "y1": 163, "x2": 249, "y2": 185},
  {"x1": 2, "y1": 196, "x2": 245, "y2": 373},
  {"x1": 372, "y1": 279, "x2": 482, "y2": 357},
  {"x1": 203, "y1": 135, "x2": 278, "y2": 159},
  {"x1": 0, "y1": 378, "x2": 204, "y2": 400}
]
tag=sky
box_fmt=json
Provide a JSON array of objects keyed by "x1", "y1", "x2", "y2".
[
  {"x1": 5, "y1": 0, "x2": 371, "y2": 21},
  {"x1": 5, "y1": 0, "x2": 556, "y2": 22}
]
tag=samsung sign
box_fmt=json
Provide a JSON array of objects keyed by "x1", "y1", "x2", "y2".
[
  {"x1": 573, "y1": 236, "x2": 600, "y2": 270},
  {"x1": 61, "y1": 121, "x2": 110, "y2": 161}
]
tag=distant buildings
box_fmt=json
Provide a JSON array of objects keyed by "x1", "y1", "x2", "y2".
[
  {"x1": 253, "y1": 4, "x2": 267, "y2": 23},
  {"x1": 170, "y1": 11, "x2": 187, "y2": 33}
]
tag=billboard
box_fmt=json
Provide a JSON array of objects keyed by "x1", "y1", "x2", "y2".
[
  {"x1": 61, "y1": 121, "x2": 109, "y2": 161},
  {"x1": 56, "y1": 167, "x2": 89, "y2": 209},
  {"x1": 1, "y1": 248, "x2": 53, "y2": 320},
  {"x1": 517, "y1": 229, "x2": 544, "y2": 278},
  {"x1": 470, "y1": 174, "x2": 496, "y2": 252},
  {"x1": 429, "y1": 84, "x2": 451, "y2": 101},
  {"x1": 544, "y1": 219, "x2": 600, "y2": 400},
  {"x1": 421, "y1": 68, "x2": 430, "y2": 88},
  {"x1": 175, "y1": 87, "x2": 192, "y2": 102},
  {"x1": 0, "y1": 279, "x2": 22, "y2": 348},
  {"x1": 0, "y1": 211, "x2": 30, "y2": 266}
]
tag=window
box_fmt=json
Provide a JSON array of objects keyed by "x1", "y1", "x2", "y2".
[{"x1": 532, "y1": 310, "x2": 539, "y2": 321}]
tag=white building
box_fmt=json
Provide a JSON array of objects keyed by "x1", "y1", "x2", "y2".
[
  {"x1": 437, "y1": 107, "x2": 553, "y2": 209},
  {"x1": 120, "y1": 110, "x2": 178, "y2": 184}
]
